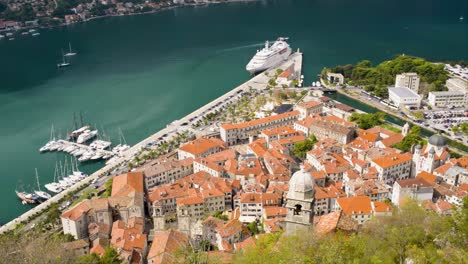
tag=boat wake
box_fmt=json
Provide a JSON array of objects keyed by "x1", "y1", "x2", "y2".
[{"x1": 218, "y1": 42, "x2": 264, "y2": 53}]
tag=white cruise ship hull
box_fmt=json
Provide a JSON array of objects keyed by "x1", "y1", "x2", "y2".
[
  {"x1": 246, "y1": 50, "x2": 291, "y2": 74},
  {"x1": 246, "y1": 38, "x2": 292, "y2": 74}
]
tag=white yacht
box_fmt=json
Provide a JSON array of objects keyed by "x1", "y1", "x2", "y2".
[
  {"x1": 90, "y1": 151, "x2": 104, "y2": 160},
  {"x1": 245, "y1": 37, "x2": 292, "y2": 74},
  {"x1": 90, "y1": 139, "x2": 112, "y2": 150},
  {"x1": 77, "y1": 130, "x2": 98, "y2": 144}
]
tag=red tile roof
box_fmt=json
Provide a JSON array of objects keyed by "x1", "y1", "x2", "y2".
[
  {"x1": 147, "y1": 229, "x2": 189, "y2": 264},
  {"x1": 221, "y1": 111, "x2": 300, "y2": 130},
  {"x1": 112, "y1": 172, "x2": 144, "y2": 197},
  {"x1": 179, "y1": 137, "x2": 225, "y2": 156},
  {"x1": 372, "y1": 152, "x2": 412, "y2": 169},
  {"x1": 337, "y1": 196, "x2": 372, "y2": 215}
]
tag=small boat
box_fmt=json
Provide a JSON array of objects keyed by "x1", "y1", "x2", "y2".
[
  {"x1": 0, "y1": 34, "x2": 5, "y2": 39},
  {"x1": 16, "y1": 190, "x2": 38, "y2": 204},
  {"x1": 64, "y1": 42, "x2": 77, "y2": 56},
  {"x1": 77, "y1": 130, "x2": 98, "y2": 144},
  {"x1": 57, "y1": 49, "x2": 71, "y2": 68},
  {"x1": 32, "y1": 33, "x2": 40, "y2": 36},
  {"x1": 21, "y1": 32, "x2": 29, "y2": 35},
  {"x1": 90, "y1": 152, "x2": 103, "y2": 160},
  {"x1": 6, "y1": 32, "x2": 13, "y2": 37},
  {"x1": 68, "y1": 125, "x2": 90, "y2": 140},
  {"x1": 29, "y1": 29, "x2": 36, "y2": 33},
  {"x1": 90, "y1": 139, "x2": 112, "y2": 150},
  {"x1": 34, "y1": 168, "x2": 52, "y2": 200},
  {"x1": 8, "y1": 38, "x2": 14, "y2": 41}
]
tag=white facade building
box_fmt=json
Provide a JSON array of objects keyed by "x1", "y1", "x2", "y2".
[
  {"x1": 388, "y1": 87, "x2": 421, "y2": 108},
  {"x1": 428, "y1": 91, "x2": 467, "y2": 108},
  {"x1": 391, "y1": 178, "x2": 433, "y2": 206},
  {"x1": 395, "y1": 73, "x2": 420, "y2": 93}
]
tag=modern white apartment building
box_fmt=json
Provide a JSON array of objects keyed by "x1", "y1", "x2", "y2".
[
  {"x1": 388, "y1": 87, "x2": 421, "y2": 108},
  {"x1": 395, "y1": 72, "x2": 420, "y2": 93},
  {"x1": 428, "y1": 91, "x2": 467, "y2": 108}
]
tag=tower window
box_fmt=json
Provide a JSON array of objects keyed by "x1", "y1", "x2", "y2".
[{"x1": 294, "y1": 204, "x2": 302, "y2": 215}]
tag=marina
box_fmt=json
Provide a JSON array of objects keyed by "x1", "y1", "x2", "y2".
[{"x1": 0, "y1": 0, "x2": 466, "y2": 231}]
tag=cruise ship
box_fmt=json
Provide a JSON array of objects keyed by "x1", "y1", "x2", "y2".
[{"x1": 246, "y1": 37, "x2": 292, "y2": 74}]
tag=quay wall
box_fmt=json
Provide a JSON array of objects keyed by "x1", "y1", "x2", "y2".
[{"x1": 0, "y1": 52, "x2": 302, "y2": 235}]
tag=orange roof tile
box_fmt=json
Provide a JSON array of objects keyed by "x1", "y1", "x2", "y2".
[
  {"x1": 416, "y1": 171, "x2": 438, "y2": 185},
  {"x1": 179, "y1": 137, "x2": 225, "y2": 156},
  {"x1": 221, "y1": 111, "x2": 300, "y2": 130},
  {"x1": 314, "y1": 210, "x2": 341, "y2": 235},
  {"x1": 372, "y1": 201, "x2": 392, "y2": 212},
  {"x1": 397, "y1": 178, "x2": 432, "y2": 188},
  {"x1": 263, "y1": 206, "x2": 287, "y2": 218},
  {"x1": 337, "y1": 196, "x2": 372, "y2": 215},
  {"x1": 111, "y1": 172, "x2": 144, "y2": 197},
  {"x1": 298, "y1": 100, "x2": 322, "y2": 109},
  {"x1": 147, "y1": 229, "x2": 189, "y2": 264},
  {"x1": 261, "y1": 126, "x2": 296, "y2": 137},
  {"x1": 372, "y1": 152, "x2": 412, "y2": 169}
]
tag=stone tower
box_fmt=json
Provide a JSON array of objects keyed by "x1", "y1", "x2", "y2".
[
  {"x1": 284, "y1": 166, "x2": 315, "y2": 236},
  {"x1": 152, "y1": 202, "x2": 166, "y2": 232}
]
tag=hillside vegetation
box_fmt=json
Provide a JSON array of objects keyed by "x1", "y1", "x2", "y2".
[
  {"x1": 325, "y1": 55, "x2": 448, "y2": 98},
  {"x1": 233, "y1": 198, "x2": 468, "y2": 264}
]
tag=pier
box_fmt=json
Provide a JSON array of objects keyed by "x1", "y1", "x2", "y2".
[
  {"x1": 50, "y1": 139, "x2": 115, "y2": 159},
  {"x1": 0, "y1": 52, "x2": 302, "y2": 235}
]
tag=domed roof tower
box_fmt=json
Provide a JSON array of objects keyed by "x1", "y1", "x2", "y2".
[{"x1": 285, "y1": 166, "x2": 315, "y2": 235}]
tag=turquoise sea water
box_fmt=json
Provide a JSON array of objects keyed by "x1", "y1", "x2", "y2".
[{"x1": 0, "y1": 0, "x2": 467, "y2": 223}]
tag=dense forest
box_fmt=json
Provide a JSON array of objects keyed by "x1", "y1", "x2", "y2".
[
  {"x1": 325, "y1": 55, "x2": 449, "y2": 98},
  {"x1": 233, "y1": 198, "x2": 468, "y2": 264}
]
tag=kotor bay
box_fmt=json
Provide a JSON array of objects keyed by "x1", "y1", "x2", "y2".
[{"x1": 0, "y1": 0, "x2": 467, "y2": 223}]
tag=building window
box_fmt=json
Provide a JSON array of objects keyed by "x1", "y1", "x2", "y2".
[{"x1": 294, "y1": 204, "x2": 302, "y2": 215}]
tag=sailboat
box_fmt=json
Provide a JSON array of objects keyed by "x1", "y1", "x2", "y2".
[
  {"x1": 39, "y1": 124, "x2": 56, "y2": 152},
  {"x1": 57, "y1": 49, "x2": 71, "y2": 68},
  {"x1": 65, "y1": 42, "x2": 77, "y2": 56},
  {"x1": 44, "y1": 163, "x2": 63, "y2": 194},
  {"x1": 34, "y1": 168, "x2": 52, "y2": 200},
  {"x1": 15, "y1": 183, "x2": 39, "y2": 205}
]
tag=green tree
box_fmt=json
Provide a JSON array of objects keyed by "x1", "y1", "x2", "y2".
[
  {"x1": 101, "y1": 247, "x2": 121, "y2": 264},
  {"x1": 101, "y1": 178, "x2": 113, "y2": 198},
  {"x1": 247, "y1": 221, "x2": 259, "y2": 235},
  {"x1": 460, "y1": 122, "x2": 468, "y2": 135},
  {"x1": 348, "y1": 112, "x2": 385, "y2": 129},
  {"x1": 291, "y1": 134, "x2": 317, "y2": 159},
  {"x1": 75, "y1": 253, "x2": 101, "y2": 264},
  {"x1": 452, "y1": 126, "x2": 460, "y2": 133},
  {"x1": 212, "y1": 211, "x2": 229, "y2": 221},
  {"x1": 412, "y1": 110, "x2": 424, "y2": 120},
  {"x1": 392, "y1": 126, "x2": 424, "y2": 152}
]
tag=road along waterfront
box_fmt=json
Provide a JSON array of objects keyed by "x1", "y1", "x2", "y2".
[{"x1": 0, "y1": 52, "x2": 302, "y2": 235}]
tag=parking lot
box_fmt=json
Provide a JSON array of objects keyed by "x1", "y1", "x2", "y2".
[{"x1": 420, "y1": 110, "x2": 468, "y2": 143}]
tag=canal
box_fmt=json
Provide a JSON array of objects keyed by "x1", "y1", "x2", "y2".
[{"x1": 327, "y1": 92, "x2": 432, "y2": 138}]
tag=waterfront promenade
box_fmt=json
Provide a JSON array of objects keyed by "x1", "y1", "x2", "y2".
[{"x1": 0, "y1": 52, "x2": 302, "y2": 235}]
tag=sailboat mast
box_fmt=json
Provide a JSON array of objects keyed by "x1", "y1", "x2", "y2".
[
  {"x1": 35, "y1": 168, "x2": 41, "y2": 191},
  {"x1": 80, "y1": 111, "x2": 84, "y2": 128}
]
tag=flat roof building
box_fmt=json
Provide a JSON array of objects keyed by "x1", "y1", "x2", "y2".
[
  {"x1": 428, "y1": 91, "x2": 467, "y2": 109},
  {"x1": 388, "y1": 86, "x2": 421, "y2": 108}
]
